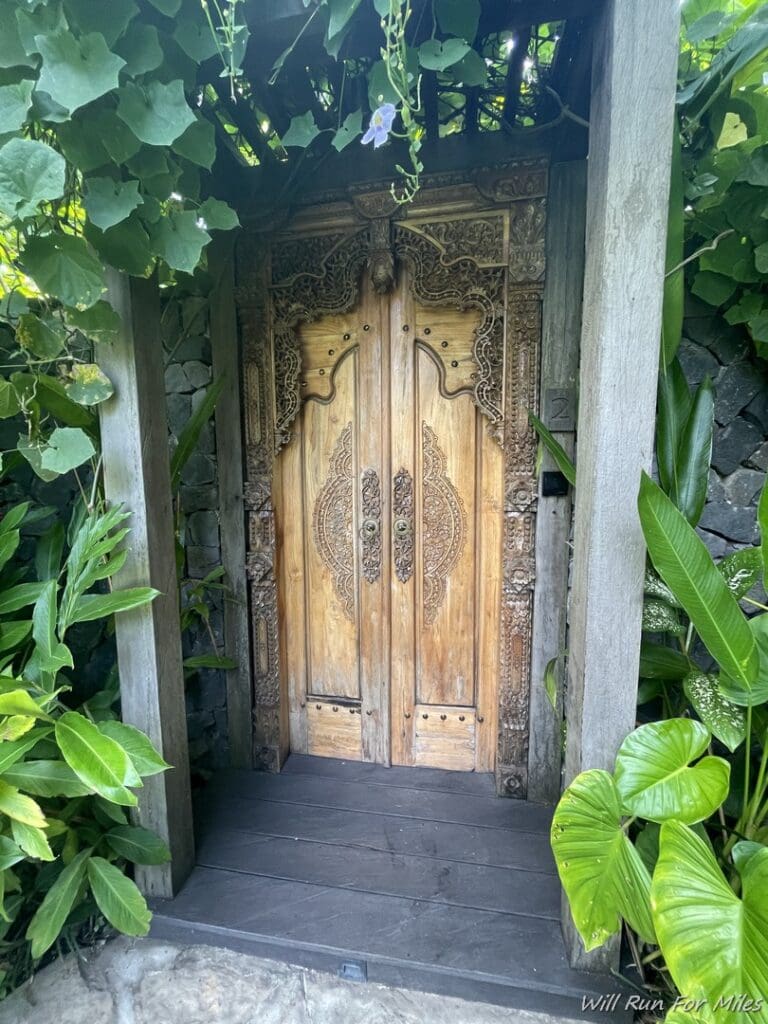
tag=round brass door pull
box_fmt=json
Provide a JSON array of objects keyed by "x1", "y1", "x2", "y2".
[{"x1": 393, "y1": 518, "x2": 412, "y2": 538}]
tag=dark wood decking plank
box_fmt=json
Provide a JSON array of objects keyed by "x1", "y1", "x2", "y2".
[
  {"x1": 196, "y1": 829, "x2": 560, "y2": 920},
  {"x1": 282, "y1": 754, "x2": 496, "y2": 796},
  {"x1": 195, "y1": 795, "x2": 556, "y2": 873},
  {"x1": 152, "y1": 866, "x2": 599, "y2": 999},
  {"x1": 204, "y1": 771, "x2": 552, "y2": 833}
]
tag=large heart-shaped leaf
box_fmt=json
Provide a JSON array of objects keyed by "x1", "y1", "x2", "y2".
[
  {"x1": 22, "y1": 233, "x2": 105, "y2": 310},
  {"x1": 615, "y1": 719, "x2": 729, "y2": 823},
  {"x1": 26, "y1": 848, "x2": 91, "y2": 959},
  {"x1": 84, "y1": 177, "x2": 143, "y2": 231},
  {"x1": 0, "y1": 138, "x2": 66, "y2": 221},
  {"x1": 55, "y1": 712, "x2": 138, "y2": 806},
  {"x1": 86, "y1": 856, "x2": 151, "y2": 935},
  {"x1": 35, "y1": 30, "x2": 125, "y2": 115},
  {"x1": 638, "y1": 472, "x2": 758, "y2": 689},
  {"x1": 551, "y1": 769, "x2": 655, "y2": 950},
  {"x1": 418, "y1": 38, "x2": 470, "y2": 71},
  {"x1": 652, "y1": 822, "x2": 768, "y2": 1024},
  {"x1": 116, "y1": 80, "x2": 195, "y2": 146}
]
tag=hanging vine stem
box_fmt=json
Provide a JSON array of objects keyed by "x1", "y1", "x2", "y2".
[
  {"x1": 200, "y1": 0, "x2": 248, "y2": 102},
  {"x1": 380, "y1": 0, "x2": 423, "y2": 204}
]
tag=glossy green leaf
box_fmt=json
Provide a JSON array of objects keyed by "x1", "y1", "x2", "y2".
[
  {"x1": 614, "y1": 719, "x2": 730, "y2": 823},
  {"x1": 69, "y1": 587, "x2": 158, "y2": 626},
  {"x1": 418, "y1": 38, "x2": 470, "y2": 72},
  {"x1": 639, "y1": 641, "x2": 690, "y2": 680},
  {"x1": 642, "y1": 598, "x2": 685, "y2": 636},
  {"x1": 4, "y1": 760, "x2": 91, "y2": 798},
  {"x1": 55, "y1": 712, "x2": 138, "y2": 806},
  {"x1": 0, "y1": 836, "x2": 25, "y2": 872},
  {"x1": 662, "y1": 127, "x2": 684, "y2": 366},
  {"x1": 683, "y1": 671, "x2": 746, "y2": 752},
  {"x1": 10, "y1": 820, "x2": 53, "y2": 861},
  {"x1": 656, "y1": 358, "x2": 692, "y2": 496},
  {"x1": 0, "y1": 80, "x2": 34, "y2": 134},
  {"x1": 22, "y1": 234, "x2": 105, "y2": 310},
  {"x1": 170, "y1": 375, "x2": 224, "y2": 490},
  {"x1": 528, "y1": 412, "x2": 576, "y2": 487},
  {"x1": 64, "y1": 301, "x2": 121, "y2": 345},
  {"x1": 691, "y1": 270, "x2": 737, "y2": 307},
  {"x1": 35, "y1": 30, "x2": 125, "y2": 116},
  {"x1": 40, "y1": 427, "x2": 96, "y2": 476},
  {"x1": 0, "y1": 732, "x2": 47, "y2": 775},
  {"x1": 0, "y1": 583, "x2": 46, "y2": 615},
  {"x1": 98, "y1": 720, "x2": 170, "y2": 777},
  {"x1": 86, "y1": 856, "x2": 151, "y2": 936},
  {"x1": 117, "y1": 80, "x2": 195, "y2": 146},
  {"x1": 183, "y1": 654, "x2": 237, "y2": 671},
  {"x1": 66, "y1": 363, "x2": 113, "y2": 406},
  {"x1": 719, "y1": 547, "x2": 762, "y2": 600},
  {"x1": 719, "y1": 614, "x2": 768, "y2": 707},
  {"x1": 281, "y1": 111, "x2": 320, "y2": 149},
  {"x1": 198, "y1": 198, "x2": 239, "y2": 232},
  {"x1": 85, "y1": 214, "x2": 155, "y2": 278},
  {"x1": 0, "y1": 138, "x2": 66, "y2": 220},
  {"x1": 652, "y1": 822, "x2": 768, "y2": 1024},
  {"x1": 16, "y1": 314, "x2": 65, "y2": 361},
  {"x1": 84, "y1": 177, "x2": 143, "y2": 231},
  {"x1": 0, "y1": 690, "x2": 52, "y2": 722},
  {"x1": 26, "y1": 848, "x2": 91, "y2": 958},
  {"x1": 106, "y1": 826, "x2": 171, "y2": 865},
  {"x1": 114, "y1": 21, "x2": 163, "y2": 76},
  {"x1": 0, "y1": 780, "x2": 47, "y2": 828},
  {"x1": 150, "y1": 210, "x2": 211, "y2": 274},
  {"x1": 172, "y1": 118, "x2": 216, "y2": 169},
  {"x1": 332, "y1": 110, "x2": 363, "y2": 152},
  {"x1": 0, "y1": 381, "x2": 21, "y2": 420},
  {"x1": 551, "y1": 770, "x2": 655, "y2": 950},
  {"x1": 672, "y1": 376, "x2": 714, "y2": 526},
  {"x1": 638, "y1": 472, "x2": 757, "y2": 687}
]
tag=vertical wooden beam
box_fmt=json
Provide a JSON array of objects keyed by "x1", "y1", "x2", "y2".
[
  {"x1": 528, "y1": 160, "x2": 586, "y2": 804},
  {"x1": 99, "y1": 271, "x2": 194, "y2": 897},
  {"x1": 209, "y1": 235, "x2": 253, "y2": 769},
  {"x1": 563, "y1": 0, "x2": 680, "y2": 968}
]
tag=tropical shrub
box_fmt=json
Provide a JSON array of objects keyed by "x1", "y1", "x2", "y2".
[
  {"x1": 0, "y1": 500, "x2": 169, "y2": 996},
  {"x1": 552, "y1": 475, "x2": 768, "y2": 1024}
]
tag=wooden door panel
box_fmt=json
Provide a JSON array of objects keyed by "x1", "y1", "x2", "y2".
[
  {"x1": 302, "y1": 357, "x2": 359, "y2": 700},
  {"x1": 416, "y1": 352, "x2": 476, "y2": 709}
]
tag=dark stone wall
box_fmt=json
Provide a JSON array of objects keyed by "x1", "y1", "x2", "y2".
[
  {"x1": 678, "y1": 296, "x2": 767, "y2": 559},
  {"x1": 162, "y1": 294, "x2": 229, "y2": 774}
]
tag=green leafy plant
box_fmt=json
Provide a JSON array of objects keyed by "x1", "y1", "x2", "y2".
[
  {"x1": 0, "y1": 501, "x2": 169, "y2": 996},
  {"x1": 553, "y1": 477, "x2": 768, "y2": 1022}
]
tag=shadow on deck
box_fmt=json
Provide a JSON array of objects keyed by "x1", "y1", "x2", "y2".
[{"x1": 150, "y1": 755, "x2": 622, "y2": 1021}]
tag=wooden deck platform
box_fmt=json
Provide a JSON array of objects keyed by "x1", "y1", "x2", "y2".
[{"x1": 150, "y1": 756, "x2": 622, "y2": 1020}]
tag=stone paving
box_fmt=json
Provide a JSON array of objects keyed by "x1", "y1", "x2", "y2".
[{"x1": 1, "y1": 937, "x2": 584, "y2": 1024}]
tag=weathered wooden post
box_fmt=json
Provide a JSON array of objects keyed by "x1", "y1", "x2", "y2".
[
  {"x1": 564, "y1": 0, "x2": 680, "y2": 966},
  {"x1": 99, "y1": 271, "x2": 194, "y2": 897}
]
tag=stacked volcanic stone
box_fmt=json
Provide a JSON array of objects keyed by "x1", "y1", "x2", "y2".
[
  {"x1": 679, "y1": 295, "x2": 767, "y2": 560},
  {"x1": 163, "y1": 295, "x2": 229, "y2": 774}
]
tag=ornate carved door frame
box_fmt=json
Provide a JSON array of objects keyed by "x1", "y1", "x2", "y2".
[{"x1": 236, "y1": 158, "x2": 547, "y2": 797}]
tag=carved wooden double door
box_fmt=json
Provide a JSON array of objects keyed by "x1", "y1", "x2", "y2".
[
  {"x1": 240, "y1": 165, "x2": 548, "y2": 791},
  {"x1": 276, "y1": 268, "x2": 503, "y2": 772}
]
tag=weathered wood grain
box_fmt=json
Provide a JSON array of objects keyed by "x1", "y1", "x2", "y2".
[
  {"x1": 528, "y1": 160, "x2": 586, "y2": 804},
  {"x1": 99, "y1": 271, "x2": 194, "y2": 897},
  {"x1": 564, "y1": 0, "x2": 681, "y2": 969}
]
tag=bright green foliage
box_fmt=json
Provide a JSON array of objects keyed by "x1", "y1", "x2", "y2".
[
  {"x1": 615, "y1": 720, "x2": 730, "y2": 823},
  {"x1": 0, "y1": 139, "x2": 65, "y2": 220},
  {"x1": 35, "y1": 30, "x2": 126, "y2": 115},
  {"x1": 652, "y1": 824, "x2": 768, "y2": 1024},
  {"x1": 0, "y1": 502, "x2": 167, "y2": 984},
  {"x1": 551, "y1": 770, "x2": 656, "y2": 950},
  {"x1": 679, "y1": 1, "x2": 768, "y2": 357}
]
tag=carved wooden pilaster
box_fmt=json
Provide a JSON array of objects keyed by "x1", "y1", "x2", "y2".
[{"x1": 236, "y1": 235, "x2": 282, "y2": 770}]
